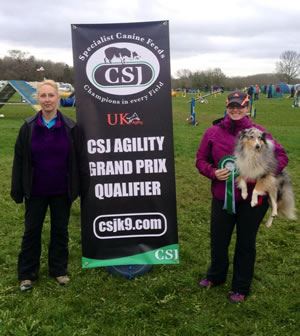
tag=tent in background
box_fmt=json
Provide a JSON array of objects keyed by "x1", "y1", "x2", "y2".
[{"x1": 277, "y1": 82, "x2": 290, "y2": 94}]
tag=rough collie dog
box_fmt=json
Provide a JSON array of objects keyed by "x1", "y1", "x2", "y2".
[{"x1": 234, "y1": 127, "x2": 296, "y2": 227}]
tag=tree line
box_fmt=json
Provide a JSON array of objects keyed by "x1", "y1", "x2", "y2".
[
  {"x1": 171, "y1": 70, "x2": 295, "y2": 92},
  {"x1": 172, "y1": 51, "x2": 300, "y2": 91},
  {"x1": 0, "y1": 50, "x2": 73, "y2": 84},
  {"x1": 0, "y1": 50, "x2": 299, "y2": 90}
]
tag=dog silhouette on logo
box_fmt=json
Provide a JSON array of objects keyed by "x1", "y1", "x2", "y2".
[
  {"x1": 126, "y1": 112, "x2": 143, "y2": 125},
  {"x1": 104, "y1": 47, "x2": 140, "y2": 64}
]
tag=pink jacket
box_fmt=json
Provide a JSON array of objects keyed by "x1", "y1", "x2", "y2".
[{"x1": 195, "y1": 115, "x2": 288, "y2": 202}]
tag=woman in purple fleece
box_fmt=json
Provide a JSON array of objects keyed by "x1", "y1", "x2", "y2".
[
  {"x1": 11, "y1": 80, "x2": 89, "y2": 291},
  {"x1": 195, "y1": 91, "x2": 288, "y2": 302}
]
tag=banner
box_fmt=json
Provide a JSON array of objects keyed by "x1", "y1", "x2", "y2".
[{"x1": 71, "y1": 21, "x2": 178, "y2": 268}]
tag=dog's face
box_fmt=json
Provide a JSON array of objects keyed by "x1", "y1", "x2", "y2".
[{"x1": 238, "y1": 128, "x2": 267, "y2": 151}]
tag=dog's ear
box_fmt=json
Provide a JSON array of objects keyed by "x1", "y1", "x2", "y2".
[
  {"x1": 261, "y1": 132, "x2": 267, "y2": 143},
  {"x1": 239, "y1": 130, "x2": 246, "y2": 139}
]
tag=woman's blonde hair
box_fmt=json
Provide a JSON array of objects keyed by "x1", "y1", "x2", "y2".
[{"x1": 37, "y1": 79, "x2": 59, "y2": 95}]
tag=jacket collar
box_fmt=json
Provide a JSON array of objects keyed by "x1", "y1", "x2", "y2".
[
  {"x1": 25, "y1": 110, "x2": 76, "y2": 129},
  {"x1": 219, "y1": 115, "x2": 253, "y2": 135}
]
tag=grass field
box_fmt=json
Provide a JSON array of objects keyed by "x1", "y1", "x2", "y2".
[{"x1": 0, "y1": 92, "x2": 299, "y2": 335}]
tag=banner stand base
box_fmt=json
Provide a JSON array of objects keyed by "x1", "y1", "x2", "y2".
[{"x1": 106, "y1": 264, "x2": 153, "y2": 279}]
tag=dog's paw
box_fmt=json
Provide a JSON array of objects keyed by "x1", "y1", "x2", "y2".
[
  {"x1": 251, "y1": 199, "x2": 258, "y2": 207},
  {"x1": 241, "y1": 192, "x2": 248, "y2": 200},
  {"x1": 265, "y1": 217, "x2": 274, "y2": 228},
  {"x1": 271, "y1": 210, "x2": 278, "y2": 217}
]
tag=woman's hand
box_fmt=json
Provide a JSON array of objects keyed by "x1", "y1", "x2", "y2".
[{"x1": 215, "y1": 168, "x2": 230, "y2": 181}]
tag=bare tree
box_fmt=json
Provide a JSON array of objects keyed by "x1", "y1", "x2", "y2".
[
  {"x1": 173, "y1": 69, "x2": 192, "y2": 89},
  {"x1": 8, "y1": 49, "x2": 29, "y2": 60},
  {"x1": 276, "y1": 50, "x2": 300, "y2": 83}
]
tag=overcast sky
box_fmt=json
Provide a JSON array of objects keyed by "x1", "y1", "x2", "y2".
[{"x1": 0, "y1": 0, "x2": 299, "y2": 77}]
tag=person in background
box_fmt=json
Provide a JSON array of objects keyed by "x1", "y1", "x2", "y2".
[
  {"x1": 195, "y1": 91, "x2": 288, "y2": 303},
  {"x1": 254, "y1": 84, "x2": 260, "y2": 100},
  {"x1": 292, "y1": 86, "x2": 300, "y2": 107},
  {"x1": 11, "y1": 79, "x2": 89, "y2": 291},
  {"x1": 267, "y1": 84, "x2": 273, "y2": 98},
  {"x1": 247, "y1": 85, "x2": 254, "y2": 99},
  {"x1": 290, "y1": 85, "x2": 295, "y2": 99}
]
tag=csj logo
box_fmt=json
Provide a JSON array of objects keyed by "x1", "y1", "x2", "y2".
[{"x1": 86, "y1": 42, "x2": 160, "y2": 96}]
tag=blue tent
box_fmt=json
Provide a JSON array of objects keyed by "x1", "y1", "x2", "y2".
[{"x1": 278, "y1": 82, "x2": 290, "y2": 94}]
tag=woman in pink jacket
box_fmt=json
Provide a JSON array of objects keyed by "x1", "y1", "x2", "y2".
[{"x1": 195, "y1": 91, "x2": 288, "y2": 303}]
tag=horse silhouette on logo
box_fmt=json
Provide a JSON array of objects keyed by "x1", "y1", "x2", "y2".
[{"x1": 104, "y1": 47, "x2": 140, "y2": 64}]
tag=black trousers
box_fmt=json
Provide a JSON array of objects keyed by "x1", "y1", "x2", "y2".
[
  {"x1": 18, "y1": 194, "x2": 71, "y2": 281},
  {"x1": 206, "y1": 197, "x2": 269, "y2": 295}
]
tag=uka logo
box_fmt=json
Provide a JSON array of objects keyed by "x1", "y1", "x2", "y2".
[
  {"x1": 107, "y1": 112, "x2": 143, "y2": 126},
  {"x1": 86, "y1": 42, "x2": 160, "y2": 96}
]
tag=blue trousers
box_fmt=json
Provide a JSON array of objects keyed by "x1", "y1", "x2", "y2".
[
  {"x1": 206, "y1": 197, "x2": 269, "y2": 295},
  {"x1": 18, "y1": 194, "x2": 71, "y2": 281}
]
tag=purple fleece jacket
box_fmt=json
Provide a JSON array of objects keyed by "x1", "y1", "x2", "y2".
[
  {"x1": 31, "y1": 112, "x2": 70, "y2": 196},
  {"x1": 195, "y1": 115, "x2": 288, "y2": 202}
]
